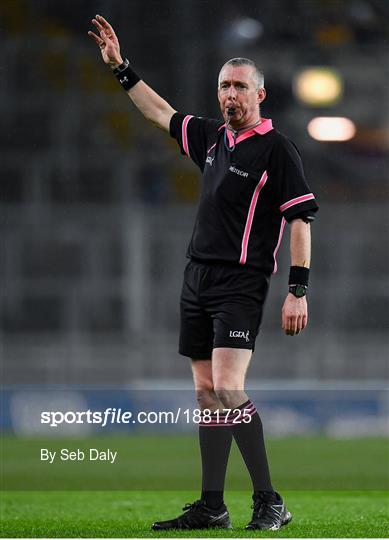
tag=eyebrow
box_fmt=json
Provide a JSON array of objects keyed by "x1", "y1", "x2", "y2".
[{"x1": 219, "y1": 79, "x2": 248, "y2": 86}]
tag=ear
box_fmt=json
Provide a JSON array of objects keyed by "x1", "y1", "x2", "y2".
[{"x1": 258, "y1": 87, "x2": 266, "y2": 104}]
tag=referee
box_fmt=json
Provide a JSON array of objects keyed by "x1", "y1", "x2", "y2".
[{"x1": 89, "y1": 15, "x2": 318, "y2": 532}]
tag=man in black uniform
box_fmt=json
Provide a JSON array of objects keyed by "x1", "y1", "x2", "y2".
[{"x1": 89, "y1": 15, "x2": 318, "y2": 532}]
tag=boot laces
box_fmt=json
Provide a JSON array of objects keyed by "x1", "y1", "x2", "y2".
[
  {"x1": 182, "y1": 500, "x2": 204, "y2": 513},
  {"x1": 252, "y1": 498, "x2": 280, "y2": 520}
]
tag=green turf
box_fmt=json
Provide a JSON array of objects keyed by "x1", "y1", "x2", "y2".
[
  {"x1": 1, "y1": 436, "x2": 388, "y2": 537},
  {"x1": 1, "y1": 490, "x2": 388, "y2": 537},
  {"x1": 2, "y1": 435, "x2": 388, "y2": 490}
]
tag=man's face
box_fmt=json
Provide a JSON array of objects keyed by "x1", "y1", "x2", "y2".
[{"x1": 218, "y1": 64, "x2": 266, "y2": 127}]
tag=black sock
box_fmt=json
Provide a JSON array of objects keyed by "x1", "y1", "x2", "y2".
[
  {"x1": 231, "y1": 400, "x2": 273, "y2": 492},
  {"x1": 199, "y1": 411, "x2": 233, "y2": 509},
  {"x1": 254, "y1": 490, "x2": 280, "y2": 502}
]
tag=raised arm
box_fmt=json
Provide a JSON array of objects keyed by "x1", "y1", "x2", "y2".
[
  {"x1": 281, "y1": 219, "x2": 311, "y2": 336},
  {"x1": 88, "y1": 14, "x2": 176, "y2": 131}
]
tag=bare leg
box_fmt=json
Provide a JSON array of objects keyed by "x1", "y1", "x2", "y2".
[
  {"x1": 212, "y1": 347, "x2": 252, "y2": 408},
  {"x1": 212, "y1": 347, "x2": 273, "y2": 493},
  {"x1": 191, "y1": 358, "x2": 232, "y2": 507}
]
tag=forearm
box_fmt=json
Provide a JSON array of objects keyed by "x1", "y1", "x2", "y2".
[
  {"x1": 88, "y1": 16, "x2": 175, "y2": 131},
  {"x1": 127, "y1": 80, "x2": 176, "y2": 131},
  {"x1": 290, "y1": 219, "x2": 311, "y2": 268},
  {"x1": 282, "y1": 219, "x2": 311, "y2": 336}
]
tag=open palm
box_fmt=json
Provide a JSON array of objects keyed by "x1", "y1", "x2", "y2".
[{"x1": 88, "y1": 15, "x2": 123, "y2": 67}]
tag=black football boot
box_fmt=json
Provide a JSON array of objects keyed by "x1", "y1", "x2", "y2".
[
  {"x1": 245, "y1": 491, "x2": 292, "y2": 531},
  {"x1": 152, "y1": 499, "x2": 232, "y2": 530}
]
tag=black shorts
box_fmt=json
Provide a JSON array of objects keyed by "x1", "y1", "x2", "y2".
[{"x1": 179, "y1": 259, "x2": 270, "y2": 359}]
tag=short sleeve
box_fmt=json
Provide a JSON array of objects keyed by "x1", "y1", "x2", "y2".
[
  {"x1": 170, "y1": 112, "x2": 221, "y2": 171},
  {"x1": 269, "y1": 135, "x2": 319, "y2": 223}
]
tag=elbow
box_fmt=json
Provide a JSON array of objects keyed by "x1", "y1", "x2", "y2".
[{"x1": 147, "y1": 107, "x2": 175, "y2": 132}]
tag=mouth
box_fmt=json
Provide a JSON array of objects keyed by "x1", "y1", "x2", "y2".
[{"x1": 226, "y1": 107, "x2": 237, "y2": 118}]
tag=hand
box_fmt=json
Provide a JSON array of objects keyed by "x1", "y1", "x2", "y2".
[
  {"x1": 88, "y1": 14, "x2": 123, "y2": 68},
  {"x1": 281, "y1": 293, "x2": 308, "y2": 336}
]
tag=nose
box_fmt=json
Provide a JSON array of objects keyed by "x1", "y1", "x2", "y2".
[{"x1": 227, "y1": 85, "x2": 237, "y2": 100}]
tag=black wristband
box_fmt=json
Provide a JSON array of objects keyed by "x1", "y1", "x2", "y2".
[
  {"x1": 113, "y1": 58, "x2": 141, "y2": 91},
  {"x1": 289, "y1": 265, "x2": 309, "y2": 287}
]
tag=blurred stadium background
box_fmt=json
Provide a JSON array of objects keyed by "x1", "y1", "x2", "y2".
[{"x1": 1, "y1": 0, "x2": 388, "y2": 440}]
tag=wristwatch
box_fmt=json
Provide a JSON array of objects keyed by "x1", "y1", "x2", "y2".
[
  {"x1": 112, "y1": 58, "x2": 129, "y2": 74},
  {"x1": 289, "y1": 284, "x2": 308, "y2": 298}
]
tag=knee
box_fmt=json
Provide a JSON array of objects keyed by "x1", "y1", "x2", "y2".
[
  {"x1": 214, "y1": 375, "x2": 247, "y2": 408},
  {"x1": 195, "y1": 381, "x2": 215, "y2": 411},
  {"x1": 213, "y1": 386, "x2": 239, "y2": 409}
]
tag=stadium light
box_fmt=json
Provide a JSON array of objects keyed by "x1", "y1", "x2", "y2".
[
  {"x1": 294, "y1": 67, "x2": 343, "y2": 106},
  {"x1": 228, "y1": 17, "x2": 263, "y2": 42},
  {"x1": 307, "y1": 117, "x2": 356, "y2": 141}
]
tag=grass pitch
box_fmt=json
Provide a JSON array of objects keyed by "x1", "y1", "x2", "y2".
[
  {"x1": 1, "y1": 490, "x2": 388, "y2": 537},
  {"x1": 1, "y1": 435, "x2": 388, "y2": 537},
  {"x1": 2, "y1": 435, "x2": 387, "y2": 490}
]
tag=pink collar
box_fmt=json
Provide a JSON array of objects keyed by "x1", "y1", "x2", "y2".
[
  {"x1": 220, "y1": 118, "x2": 273, "y2": 148},
  {"x1": 252, "y1": 118, "x2": 273, "y2": 135},
  {"x1": 219, "y1": 118, "x2": 273, "y2": 134}
]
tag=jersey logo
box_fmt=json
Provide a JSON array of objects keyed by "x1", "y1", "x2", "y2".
[
  {"x1": 206, "y1": 156, "x2": 215, "y2": 166},
  {"x1": 229, "y1": 330, "x2": 250, "y2": 342},
  {"x1": 229, "y1": 165, "x2": 249, "y2": 178}
]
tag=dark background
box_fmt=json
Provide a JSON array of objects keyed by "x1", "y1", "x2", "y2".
[{"x1": 1, "y1": 0, "x2": 388, "y2": 385}]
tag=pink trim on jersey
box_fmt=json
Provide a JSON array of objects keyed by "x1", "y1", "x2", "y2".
[
  {"x1": 219, "y1": 118, "x2": 273, "y2": 134},
  {"x1": 235, "y1": 129, "x2": 260, "y2": 145},
  {"x1": 279, "y1": 193, "x2": 315, "y2": 213},
  {"x1": 237, "y1": 118, "x2": 273, "y2": 141},
  {"x1": 182, "y1": 115, "x2": 193, "y2": 157},
  {"x1": 254, "y1": 118, "x2": 273, "y2": 135},
  {"x1": 272, "y1": 217, "x2": 286, "y2": 274},
  {"x1": 239, "y1": 172, "x2": 268, "y2": 265},
  {"x1": 207, "y1": 142, "x2": 217, "y2": 154},
  {"x1": 220, "y1": 118, "x2": 273, "y2": 149},
  {"x1": 226, "y1": 129, "x2": 235, "y2": 148}
]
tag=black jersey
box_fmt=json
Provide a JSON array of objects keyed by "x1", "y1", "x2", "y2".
[{"x1": 170, "y1": 113, "x2": 318, "y2": 274}]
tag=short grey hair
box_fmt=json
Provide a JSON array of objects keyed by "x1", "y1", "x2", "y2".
[{"x1": 218, "y1": 58, "x2": 264, "y2": 90}]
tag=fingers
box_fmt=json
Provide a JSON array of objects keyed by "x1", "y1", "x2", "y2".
[
  {"x1": 91, "y1": 17, "x2": 104, "y2": 32},
  {"x1": 287, "y1": 321, "x2": 295, "y2": 336},
  {"x1": 282, "y1": 295, "x2": 308, "y2": 337},
  {"x1": 91, "y1": 18, "x2": 109, "y2": 45},
  {"x1": 297, "y1": 314, "x2": 305, "y2": 334},
  {"x1": 282, "y1": 312, "x2": 294, "y2": 336},
  {"x1": 95, "y1": 14, "x2": 115, "y2": 35},
  {"x1": 88, "y1": 30, "x2": 104, "y2": 47},
  {"x1": 301, "y1": 314, "x2": 308, "y2": 331},
  {"x1": 91, "y1": 15, "x2": 116, "y2": 44},
  {"x1": 281, "y1": 310, "x2": 287, "y2": 333},
  {"x1": 283, "y1": 315, "x2": 306, "y2": 336},
  {"x1": 293, "y1": 315, "x2": 299, "y2": 335},
  {"x1": 285, "y1": 320, "x2": 295, "y2": 336}
]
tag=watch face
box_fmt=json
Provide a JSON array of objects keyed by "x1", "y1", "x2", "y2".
[
  {"x1": 295, "y1": 285, "x2": 307, "y2": 297},
  {"x1": 290, "y1": 285, "x2": 307, "y2": 297}
]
